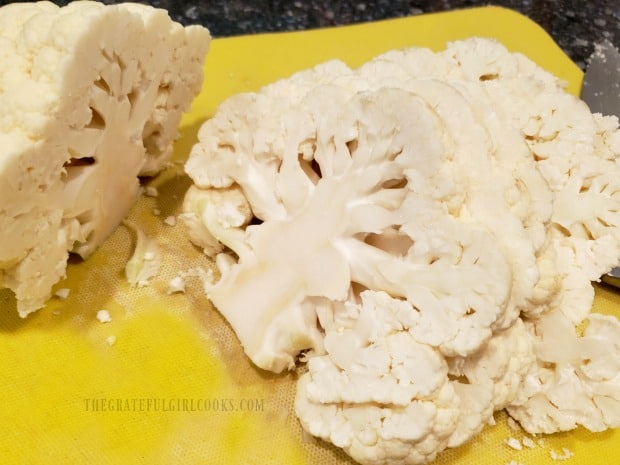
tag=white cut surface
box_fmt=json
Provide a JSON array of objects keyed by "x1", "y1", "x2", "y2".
[{"x1": 0, "y1": 1, "x2": 210, "y2": 316}]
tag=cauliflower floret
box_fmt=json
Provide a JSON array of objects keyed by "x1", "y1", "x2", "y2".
[
  {"x1": 0, "y1": 1, "x2": 210, "y2": 316},
  {"x1": 343, "y1": 194, "x2": 512, "y2": 357},
  {"x1": 481, "y1": 57, "x2": 620, "y2": 324},
  {"x1": 306, "y1": 292, "x2": 454, "y2": 406},
  {"x1": 296, "y1": 291, "x2": 536, "y2": 464},
  {"x1": 360, "y1": 40, "x2": 557, "y2": 326},
  {"x1": 507, "y1": 310, "x2": 620, "y2": 433},
  {"x1": 297, "y1": 377, "x2": 460, "y2": 465},
  {"x1": 448, "y1": 318, "x2": 535, "y2": 413},
  {"x1": 295, "y1": 291, "x2": 461, "y2": 465},
  {"x1": 182, "y1": 184, "x2": 253, "y2": 256}
]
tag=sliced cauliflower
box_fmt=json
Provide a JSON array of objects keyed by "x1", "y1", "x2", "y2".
[
  {"x1": 297, "y1": 376, "x2": 459, "y2": 465},
  {"x1": 295, "y1": 291, "x2": 461, "y2": 465},
  {"x1": 306, "y1": 292, "x2": 454, "y2": 407},
  {"x1": 448, "y1": 318, "x2": 535, "y2": 413},
  {"x1": 184, "y1": 37, "x2": 620, "y2": 464},
  {"x1": 186, "y1": 85, "x2": 514, "y2": 373},
  {"x1": 0, "y1": 1, "x2": 210, "y2": 316},
  {"x1": 479, "y1": 56, "x2": 620, "y2": 324},
  {"x1": 507, "y1": 310, "x2": 620, "y2": 433},
  {"x1": 296, "y1": 291, "x2": 536, "y2": 464}
]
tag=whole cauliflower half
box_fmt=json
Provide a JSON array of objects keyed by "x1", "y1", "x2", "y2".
[
  {"x1": 184, "y1": 38, "x2": 620, "y2": 464},
  {"x1": 0, "y1": 1, "x2": 210, "y2": 316}
]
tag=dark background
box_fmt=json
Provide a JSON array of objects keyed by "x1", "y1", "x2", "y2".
[{"x1": 1, "y1": 1, "x2": 618, "y2": 70}]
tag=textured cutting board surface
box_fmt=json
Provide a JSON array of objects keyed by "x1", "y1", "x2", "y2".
[{"x1": 1, "y1": 6, "x2": 617, "y2": 465}]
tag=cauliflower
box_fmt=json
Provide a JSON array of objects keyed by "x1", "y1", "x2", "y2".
[
  {"x1": 184, "y1": 37, "x2": 620, "y2": 464},
  {"x1": 507, "y1": 310, "x2": 620, "y2": 433},
  {"x1": 186, "y1": 85, "x2": 516, "y2": 372},
  {"x1": 0, "y1": 1, "x2": 210, "y2": 316},
  {"x1": 295, "y1": 292, "x2": 461, "y2": 465},
  {"x1": 448, "y1": 318, "x2": 535, "y2": 413},
  {"x1": 123, "y1": 221, "x2": 161, "y2": 287},
  {"x1": 295, "y1": 291, "x2": 534, "y2": 464}
]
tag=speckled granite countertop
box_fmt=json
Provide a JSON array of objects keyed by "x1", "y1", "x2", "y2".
[
  {"x1": 3, "y1": 1, "x2": 619, "y2": 70},
  {"x1": 151, "y1": 1, "x2": 619, "y2": 70}
]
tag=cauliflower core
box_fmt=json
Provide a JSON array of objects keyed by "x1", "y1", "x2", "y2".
[
  {"x1": 184, "y1": 38, "x2": 620, "y2": 464},
  {"x1": 0, "y1": 1, "x2": 210, "y2": 316}
]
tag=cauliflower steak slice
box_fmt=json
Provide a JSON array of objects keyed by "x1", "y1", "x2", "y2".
[
  {"x1": 186, "y1": 85, "x2": 513, "y2": 372},
  {"x1": 0, "y1": 1, "x2": 210, "y2": 316},
  {"x1": 184, "y1": 37, "x2": 620, "y2": 465},
  {"x1": 507, "y1": 311, "x2": 620, "y2": 433}
]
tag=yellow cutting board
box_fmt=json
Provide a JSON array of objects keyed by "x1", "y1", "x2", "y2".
[{"x1": 1, "y1": 5, "x2": 617, "y2": 465}]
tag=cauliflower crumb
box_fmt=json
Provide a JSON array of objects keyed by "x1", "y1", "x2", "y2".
[
  {"x1": 144, "y1": 186, "x2": 159, "y2": 197},
  {"x1": 164, "y1": 215, "x2": 177, "y2": 226},
  {"x1": 54, "y1": 288, "x2": 70, "y2": 300},
  {"x1": 167, "y1": 276, "x2": 186, "y2": 294},
  {"x1": 152, "y1": 208, "x2": 161, "y2": 216},
  {"x1": 106, "y1": 335, "x2": 117, "y2": 346},
  {"x1": 550, "y1": 448, "x2": 574, "y2": 461},
  {"x1": 194, "y1": 266, "x2": 215, "y2": 286},
  {"x1": 506, "y1": 461, "x2": 525, "y2": 465},
  {"x1": 538, "y1": 438, "x2": 546, "y2": 447},
  {"x1": 504, "y1": 437, "x2": 523, "y2": 450},
  {"x1": 96, "y1": 309, "x2": 112, "y2": 324},
  {"x1": 521, "y1": 437, "x2": 536, "y2": 449}
]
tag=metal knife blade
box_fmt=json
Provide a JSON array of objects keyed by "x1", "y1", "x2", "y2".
[
  {"x1": 581, "y1": 39, "x2": 620, "y2": 117},
  {"x1": 581, "y1": 40, "x2": 620, "y2": 286}
]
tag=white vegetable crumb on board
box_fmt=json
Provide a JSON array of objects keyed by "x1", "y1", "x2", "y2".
[
  {"x1": 152, "y1": 208, "x2": 161, "y2": 216},
  {"x1": 550, "y1": 448, "x2": 574, "y2": 461},
  {"x1": 166, "y1": 276, "x2": 186, "y2": 294},
  {"x1": 96, "y1": 309, "x2": 112, "y2": 323},
  {"x1": 504, "y1": 437, "x2": 523, "y2": 450},
  {"x1": 201, "y1": 267, "x2": 214, "y2": 284},
  {"x1": 187, "y1": 266, "x2": 213, "y2": 285},
  {"x1": 165, "y1": 267, "x2": 212, "y2": 294},
  {"x1": 521, "y1": 437, "x2": 536, "y2": 449},
  {"x1": 506, "y1": 461, "x2": 525, "y2": 465},
  {"x1": 144, "y1": 186, "x2": 159, "y2": 197},
  {"x1": 54, "y1": 288, "x2": 70, "y2": 300},
  {"x1": 164, "y1": 215, "x2": 177, "y2": 226},
  {"x1": 106, "y1": 335, "x2": 117, "y2": 346}
]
